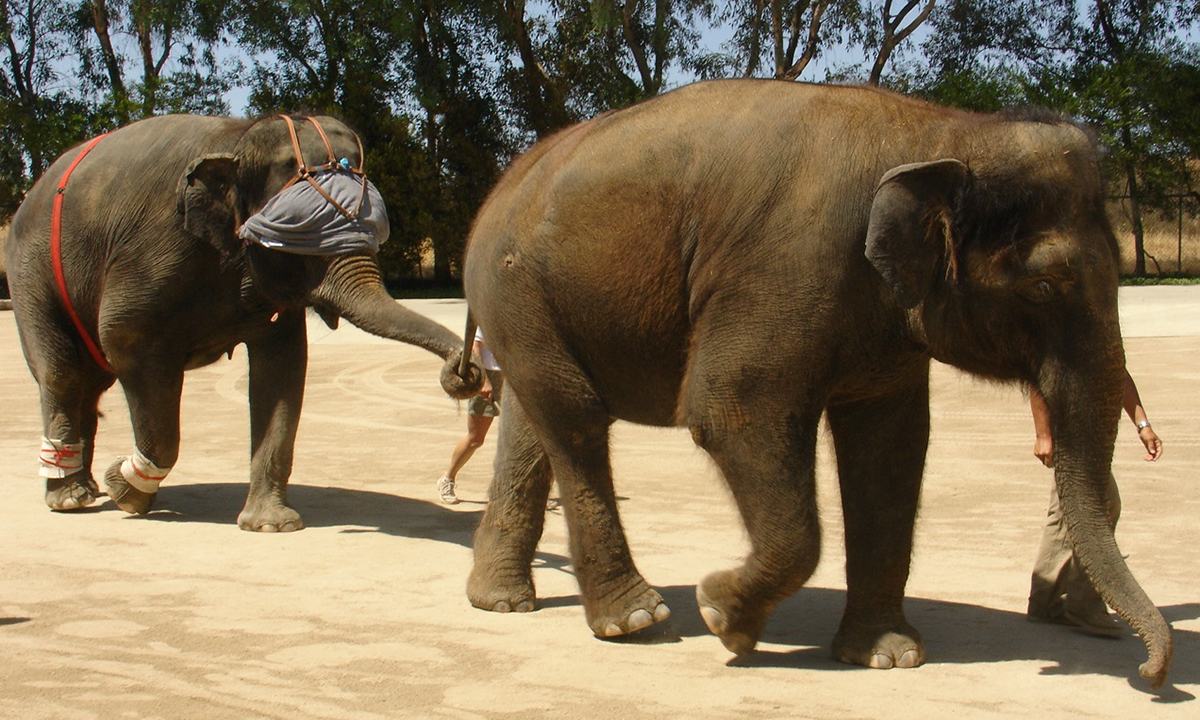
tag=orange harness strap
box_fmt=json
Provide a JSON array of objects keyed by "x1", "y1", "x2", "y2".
[
  {"x1": 51, "y1": 133, "x2": 114, "y2": 375},
  {"x1": 275, "y1": 115, "x2": 369, "y2": 221}
]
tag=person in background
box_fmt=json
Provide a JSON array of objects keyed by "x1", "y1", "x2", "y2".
[
  {"x1": 1026, "y1": 370, "x2": 1162, "y2": 636},
  {"x1": 437, "y1": 328, "x2": 502, "y2": 505}
]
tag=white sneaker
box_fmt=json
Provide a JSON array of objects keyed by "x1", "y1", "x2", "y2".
[{"x1": 437, "y1": 476, "x2": 459, "y2": 505}]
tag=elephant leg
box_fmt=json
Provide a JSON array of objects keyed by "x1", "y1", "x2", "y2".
[
  {"x1": 38, "y1": 381, "x2": 108, "y2": 511},
  {"x1": 20, "y1": 314, "x2": 114, "y2": 511},
  {"x1": 690, "y1": 398, "x2": 823, "y2": 656},
  {"x1": 239, "y1": 310, "x2": 307, "y2": 532},
  {"x1": 826, "y1": 376, "x2": 929, "y2": 670},
  {"x1": 468, "y1": 389, "x2": 554, "y2": 613},
  {"x1": 516, "y1": 369, "x2": 668, "y2": 637},
  {"x1": 103, "y1": 356, "x2": 185, "y2": 516}
]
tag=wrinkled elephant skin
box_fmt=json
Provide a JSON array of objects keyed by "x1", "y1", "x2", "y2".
[
  {"x1": 460, "y1": 80, "x2": 1172, "y2": 688},
  {"x1": 6, "y1": 114, "x2": 478, "y2": 530}
]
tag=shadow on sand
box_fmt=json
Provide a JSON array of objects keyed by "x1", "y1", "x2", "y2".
[
  {"x1": 92, "y1": 481, "x2": 1197, "y2": 699},
  {"x1": 543, "y1": 585, "x2": 1198, "y2": 699},
  {"x1": 102, "y1": 481, "x2": 488, "y2": 545}
]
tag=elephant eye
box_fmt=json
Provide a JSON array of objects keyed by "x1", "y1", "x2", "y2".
[{"x1": 1018, "y1": 275, "x2": 1062, "y2": 303}]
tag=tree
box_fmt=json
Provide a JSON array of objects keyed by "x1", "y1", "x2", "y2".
[
  {"x1": 1061, "y1": 0, "x2": 1200, "y2": 275},
  {"x1": 861, "y1": 0, "x2": 937, "y2": 85},
  {"x1": 486, "y1": 0, "x2": 712, "y2": 139},
  {"x1": 71, "y1": 0, "x2": 235, "y2": 123},
  {"x1": 699, "y1": 1, "x2": 934, "y2": 85},
  {"x1": 919, "y1": 0, "x2": 1199, "y2": 275},
  {"x1": 706, "y1": 1, "x2": 856, "y2": 80},
  {"x1": 925, "y1": 0, "x2": 1200, "y2": 275},
  {"x1": 0, "y1": 0, "x2": 96, "y2": 216},
  {"x1": 400, "y1": 1, "x2": 511, "y2": 281},
  {"x1": 233, "y1": 2, "x2": 514, "y2": 283},
  {"x1": 488, "y1": 0, "x2": 575, "y2": 138}
]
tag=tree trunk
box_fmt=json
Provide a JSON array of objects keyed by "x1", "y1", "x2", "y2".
[
  {"x1": 867, "y1": 0, "x2": 936, "y2": 86},
  {"x1": 500, "y1": 0, "x2": 572, "y2": 137},
  {"x1": 1122, "y1": 127, "x2": 1147, "y2": 276},
  {"x1": 90, "y1": 0, "x2": 130, "y2": 121}
]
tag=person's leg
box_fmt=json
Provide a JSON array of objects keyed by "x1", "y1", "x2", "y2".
[
  {"x1": 1029, "y1": 477, "x2": 1123, "y2": 637},
  {"x1": 439, "y1": 413, "x2": 495, "y2": 504},
  {"x1": 1028, "y1": 484, "x2": 1073, "y2": 619},
  {"x1": 450, "y1": 414, "x2": 495, "y2": 479}
]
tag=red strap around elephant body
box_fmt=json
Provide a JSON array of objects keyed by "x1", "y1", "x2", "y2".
[{"x1": 51, "y1": 133, "x2": 114, "y2": 375}]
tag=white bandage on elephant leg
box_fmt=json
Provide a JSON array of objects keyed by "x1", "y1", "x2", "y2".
[
  {"x1": 120, "y1": 449, "x2": 172, "y2": 494},
  {"x1": 39, "y1": 437, "x2": 85, "y2": 479}
]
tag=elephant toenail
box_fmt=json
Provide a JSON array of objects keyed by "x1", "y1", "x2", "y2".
[
  {"x1": 653, "y1": 603, "x2": 671, "y2": 622},
  {"x1": 603, "y1": 622, "x2": 623, "y2": 637},
  {"x1": 627, "y1": 609, "x2": 653, "y2": 631},
  {"x1": 493, "y1": 601, "x2": 512, "y2": 613},
  {"x1": 897, "y1": 650, "x2": 921, "y2": 668},
  {"x1": 699, "y1": 605, "x2": 725, "y2": 634},
  {"x1": 514, "y1": 601, "x2": 534, "y2": 613},
  {"x1": 868, "y1": 653, "x2": 895, "y2": 669}
]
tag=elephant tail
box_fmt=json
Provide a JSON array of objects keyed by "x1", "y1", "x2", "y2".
[
  {"x1": 439, "y1": 309, "x2": 483, "y2": 400},
  {"x1": 458, "y1": 310, "x2": 478, "y2": 378}
]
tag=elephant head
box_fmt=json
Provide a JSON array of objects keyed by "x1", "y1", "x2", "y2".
[
  {"x1": 174, "y1": 114, "x2": 483, "y2": 394},
  {"x1": 865, "y1": 118, "x2": 1171, "y2": 687}
]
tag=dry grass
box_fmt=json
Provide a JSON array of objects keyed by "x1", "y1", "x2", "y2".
[{"x1": 1109, "y1": 198, "x2": 1200, "y2": 276}]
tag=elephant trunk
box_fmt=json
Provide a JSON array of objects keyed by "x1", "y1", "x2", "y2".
[
  {"x1": 1042, "y1": 358, "x2": 1172, "y2": 688},
  {"x1": 308, "y1": 252, "x2": 483, "y2": 398}
]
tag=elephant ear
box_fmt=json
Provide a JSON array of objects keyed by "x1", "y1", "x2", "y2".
[
  {"x1": 864, "y1": 158, "x2": 968, "y2": 308},
  {"x1": 177, "y1": 153, "x2": 241, "y2": 255}
]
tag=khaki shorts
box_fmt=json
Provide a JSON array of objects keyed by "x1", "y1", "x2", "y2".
[{"x1": 467, "y1": 371, "x2": 503, "y2": 417}]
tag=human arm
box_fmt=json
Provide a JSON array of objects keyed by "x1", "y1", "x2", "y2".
[
  {"x1": 1029, "y1": 388, "x2": 1054, "y2": 468},
  {"x1": 1122, "y1": 370, "x2": 1162, "y2": 462},
  {"x1": 473, "y1": 340, "x2": 493, "y2": 400}
]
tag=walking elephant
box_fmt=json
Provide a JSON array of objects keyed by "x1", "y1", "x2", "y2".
[
  {"x1": 7, "y1": 113, "x2": 480, "y2": 531},
  {"x1": 451, "y1": 80, "x2": 1172, "y2": 687}
]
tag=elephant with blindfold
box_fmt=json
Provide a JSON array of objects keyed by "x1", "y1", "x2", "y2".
[
  {"x1": 5, "y1": 113, "x2": 481, "y2": 531},
  {"x1": 455, "y1": 80, "x2": 1171, "y2": 688}
]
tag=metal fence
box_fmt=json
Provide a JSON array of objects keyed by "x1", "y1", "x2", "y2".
[{"x1": 1109, "y1": 193, "x2": 1200, "y2": 276}]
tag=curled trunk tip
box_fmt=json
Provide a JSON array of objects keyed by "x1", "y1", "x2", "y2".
[
  {"x1": 1129, "y1": 607, "x2": 1172, "y2": 689},
  {"x1": 441, "y1": 351, "x2": 484, "y2": 399}
]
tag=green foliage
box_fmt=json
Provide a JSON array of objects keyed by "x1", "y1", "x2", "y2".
[
  {"x1": 0, "y1": 0, "x2": 105, "y2": 212},
  {"x1": 909, "y1": 0, "x2": 1199, "y2": 275},
  {"x1": 1, "y1": 0, "x2": 1196, "y2": 283},
  {"x1": 1121, "y1": 276, "x2": 1200, "y2": 285}
]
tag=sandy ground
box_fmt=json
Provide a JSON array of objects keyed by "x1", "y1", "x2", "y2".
[{"x1": 1, "y1": 288, "x2": 1197, "y2": 719}]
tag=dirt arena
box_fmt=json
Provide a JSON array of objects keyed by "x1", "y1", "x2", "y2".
[{"x1": 1, "y1": 289, "x2": 1197, "y2": 719}]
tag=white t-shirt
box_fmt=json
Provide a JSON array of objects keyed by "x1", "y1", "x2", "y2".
[{"x1": 474, "y1": 327, "x2": 501, "y2": 371}]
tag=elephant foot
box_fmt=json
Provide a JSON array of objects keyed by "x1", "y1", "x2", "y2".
[
  {"x1": 696, "y1": 570, "x2": 771, "y2": 656},
  {"x1": 467, "y1": 561, "x2": 537, "y2": 613},
  {"x1": 103, "y1": 462, "x2": 156, "y2": 515},
  {"x1": 237, "y1": 499, "x2": 303, "y2": 532},
  {"x1": 831, "y1": 616, "x2": 925, "y2": 669},
  {"x1": 45, "y1": 473, "x2": 100, "y2": 511},
  {"x1": 586, "y1": 582, "x2": 671, "y2": 638}
]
